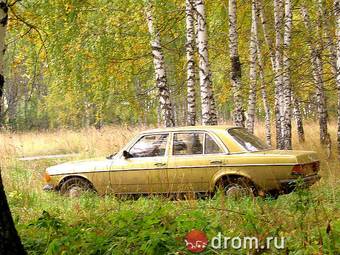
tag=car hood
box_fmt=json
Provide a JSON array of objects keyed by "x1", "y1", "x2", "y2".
[
  {"x1": 46, "y1": 158, "x2": 117, "y2": 175},
  {"x1": 252, "y1": 150, "x2": 319, "y2": 164}
]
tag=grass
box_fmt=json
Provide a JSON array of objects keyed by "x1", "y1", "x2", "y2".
[{"x1": 0, "y1": 122, "x2": 339, "y2": 254}]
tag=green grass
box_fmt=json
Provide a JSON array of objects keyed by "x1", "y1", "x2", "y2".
[{"x1": 2, "y1": 158, "x2": 340, "y2": 255}]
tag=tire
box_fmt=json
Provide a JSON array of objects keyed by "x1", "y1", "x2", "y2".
[
  {"x1": 216, "y1": 176, "x2": 256, "y2": 199},
  {"x1": 60, "y1": 177, "x2": 94, "y2": 198}
]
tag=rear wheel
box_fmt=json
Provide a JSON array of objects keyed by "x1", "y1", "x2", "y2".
[
  {"x1": 60, "y1": 177, "x2": 94, "y2": 198},
  {"x1": 216, "y1": 176, "x2": 256, "y2": 199}
]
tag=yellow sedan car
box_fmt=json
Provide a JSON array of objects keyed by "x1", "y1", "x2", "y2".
[{"x1": 43, "y1": 126, "x2": 321, "y2": 197}]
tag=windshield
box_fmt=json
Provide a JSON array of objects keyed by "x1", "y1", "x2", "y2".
[{"x1": 228, "y1": 128, "x2": 270, "y2": 152}]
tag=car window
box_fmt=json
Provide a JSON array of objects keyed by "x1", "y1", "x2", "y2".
[
  {"x1": 228, "y1": 128, "x2": 270, "y2": 152},
  {"x1": 129, "y1": 134, "x2": 168, "y2": 158},
  {"x1": 205, "y1": 134, "x2": 223, "y2": 154},
  {"x1": 173, "y1": 133, "x2": 204, "y2": 155}
]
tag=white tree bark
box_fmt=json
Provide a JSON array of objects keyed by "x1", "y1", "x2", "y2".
[
  {"x1": 292, "y1": 95, "x2": 305, "y2": 143},
  {"x1": 258, "y1": 0, "x2": 275, "y2": 70},
  {"x1": 282, "y1": 0, "x2": 292, "y2": 149},
  {"x1": 301, "y1": 6, "x2": 329, "y2": 145},
  {"x1": 194, "y1": 0, "x2": 218, "y2": 125},
  {"x1": 273, "y1": 0, "x2": 284, "y2": 149},
  {"x1": 246, "y1": 0, "x2": 257, "y2": 134},
  {"x1": 256, "y1": 37, "x2": 272, "y2": 147},
  {"x1": 228, "y1": 0, "x2": 245, "y2": 127},
  {"x1": 186, "y1": 0, "x2": 197, "y2": 126},
  {"x1": 0, "y1": 1, "x2": 7, "y2": 127},
  {"x1": 335, "y1": 0, "x2": 340, "y2": 159},
  {"x1": 145, "y1": 2, "x2": 175, "y2": 127},
  {"x1": 257, "y1": 0, "x2": 274, "y2": 146}
]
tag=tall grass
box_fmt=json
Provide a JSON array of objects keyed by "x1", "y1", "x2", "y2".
[{"x1": 0, "y1": 122, "x2": 339, "y2": 254}]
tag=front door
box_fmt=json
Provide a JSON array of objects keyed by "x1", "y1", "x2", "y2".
[{"x1": 110, "y1": 133, "x2": 169, "y2": 193}]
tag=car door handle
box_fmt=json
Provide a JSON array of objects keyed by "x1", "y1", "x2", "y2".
[
  {"x1": 210, "y1": 160, "x2": 222, "y2": 165},
  {"x1": 154, "y1": 163, "x2": 166, "y2": 167}
]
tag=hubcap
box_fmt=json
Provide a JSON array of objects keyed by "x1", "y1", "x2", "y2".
[
  {"x1": 68, "y1": 186, "x2": 83, "y2": 198},
  {"x1": 225, "y1": 184, "x2": 249, "y2": 198}
]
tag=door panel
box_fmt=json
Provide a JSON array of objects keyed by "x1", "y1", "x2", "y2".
[
  {"x1": 109, "y1": 133, "x2": 169, "y2": 193},
  {"x1": 167, "y1": 132, "x2": 227, "y2": 192},
  {"x1": 109, "y1": 157, "x2": 168, "y2": 193}
]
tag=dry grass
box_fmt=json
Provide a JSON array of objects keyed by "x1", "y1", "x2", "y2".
[
  {"x1": 0, "y1": 121, "x2": 338, "y2": 158},
  {"x1": 0, "y1": 125, "x2": 144, "y2": 159},
  {"x1": 0, "y1": 121, "x2": 339, "y2": 180}
]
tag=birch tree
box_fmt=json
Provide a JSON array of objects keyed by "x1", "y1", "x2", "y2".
[
  {"x1": 257, "y1": 0, "x2": 274, "y2": 146},
  {"x1": 273, "y1": 0, "x2": 284, "y2": 149},
  {"x1": 185, "y1": 0, "x2": 196, "y2": 126},
  {"x1": 258, "y1": 0, "x2": 283, "y2": 148},
  {"x1": 145, "y1": 1, "x2": 175, "y2": 127},
  {"x1": 246, "y1": 0, "x2": 257, "y2": 134},
  {"x1": 228, "y1": 0, "x2": 245, "y2": 127},
  {"x1": 282, "y1": 0, "x2": 292, "y2": 149},
  {"x1": 256, "y1": 36, "x2": 272, "y2": 146},
  {"x1": 195, "y1": 0, "x2": 218, "y2": 125},
  {"x1": 292, "y1": 95, "x2": 305, "y2": 143},
  {"x1": 301, "y1": 5, "x2": 330, "y2": 146},
  {"x1": 335, "y1": 0, "x2": 340, "y2": 159},
  {"x1": 258, "y1": 0, "x2": 275, "y2": 70}
]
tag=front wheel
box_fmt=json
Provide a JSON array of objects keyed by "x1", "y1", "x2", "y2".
[{"x1": 60, "y1": 177, "x2": 94, "y2": 198}]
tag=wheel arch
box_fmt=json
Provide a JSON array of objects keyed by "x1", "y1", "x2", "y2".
[
  {"x1": 56, "y1": 174, "x2": 96, "y2": 192},
  {"x1": 210, "y1": 171, "x2": 259, "y2": 192}
]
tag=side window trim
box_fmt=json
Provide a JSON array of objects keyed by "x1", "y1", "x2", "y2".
[
  {"x1": 171, "y1": 131, "x2": 229, "y2": 156},
  {"x1": 127, "y1": 132, "x2": 170, "y2": 158},
  {"x1": 204, "y1": 132, "x2": 227, "y2": 155},
  {"x1": 172, "y1": 131, "x2": 204, "y2": 156}
]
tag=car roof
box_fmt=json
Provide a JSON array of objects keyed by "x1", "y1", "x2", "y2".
[{"x1": 141, "y1": 125, "x2": 238, "y2": 134}]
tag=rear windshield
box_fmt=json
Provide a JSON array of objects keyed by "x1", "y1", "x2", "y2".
[{"x1": 228, "y1": 128, "x2": 270, "y2": 152}]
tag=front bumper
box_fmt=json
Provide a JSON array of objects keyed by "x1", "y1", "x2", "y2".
[
  {"x1": 43, "y1": 184, "x2": 55, "y2": 191},
  {"x1": 279, "y1": 174, "x2": 321, "y2": 193}
]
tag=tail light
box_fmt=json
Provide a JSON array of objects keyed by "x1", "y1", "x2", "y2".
[
  {"x1": 291, "y1": 161, "x2": 320, "y2": 176},
  {"x1": 291, "y1": 165, "x2": 304, "y2": 175}
]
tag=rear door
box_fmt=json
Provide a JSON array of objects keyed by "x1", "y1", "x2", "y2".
[
  {"x1": 167, "y1": 131, "x2": 227, "y2": 192},
  {"x1": 110, "y1": 133, "x2": 169, "y2": 193}
]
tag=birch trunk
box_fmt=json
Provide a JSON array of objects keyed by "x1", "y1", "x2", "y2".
[
  {"x1": 282, "y1": 0, "x2": 292, "y2": 149},
  {"x1": 292, "y1": 95, "x2": 305, "y2": 143},
  {"x1": 195, "y1": 0, "x2": 217, "y2": 125},
  {"x1": 186, "y1": 0, "x2": 196, "y2": 126},
  {"x1": 326, "y1": 23, "x2": 338, "y2": 78},
  {"x1": 145, "y1": 2, "x2": 175, "y2": 127},
  {"x1": 301, "y1": 6, "x2": 330, "y2": 145},
  {"x1": 256, "y1": 36, "x2": 272, "y2": 147},
  {"x1": 228, "y1": 0, "x2": 245, "y2": 127},
  {"x1": 273, "y1": 0, "x2": 284, "y2": 149},
  {"x1": 258, "y1": 0, "x2": 275, "y2": 69},
  {"x1": 335, "y1": 0, "x2": 340, "y2": 159},
  {"x1": 246, "y1": 0, "x2": 257, "y2": 134},
  {"x1": 257, "y1": 0, "x2": 273, "y2": 146}
]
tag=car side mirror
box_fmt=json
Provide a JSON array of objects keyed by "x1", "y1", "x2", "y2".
[{"x1": 123, "y1": 150, "x2": 133, "y2": 159}]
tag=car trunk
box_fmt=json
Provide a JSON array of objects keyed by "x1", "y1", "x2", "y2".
[{"x1": 252, "y1": 150, "x2": 320, "y2": 176}]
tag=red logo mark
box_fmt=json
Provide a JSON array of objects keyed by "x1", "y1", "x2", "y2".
[{"x1": 185, "y1": 229, "x2": 208, "y2": 253}]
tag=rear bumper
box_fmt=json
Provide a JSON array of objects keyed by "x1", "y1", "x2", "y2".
[{"x1": 279, "y1": 174, "x2": 321, "y2": 193}]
